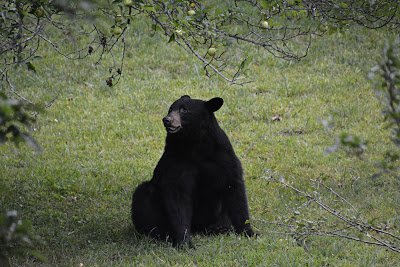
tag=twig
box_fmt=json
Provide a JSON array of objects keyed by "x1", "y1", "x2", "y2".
[
  {"x1": 0, "y1": 68, "x2": 35, "y2": 105},
  {"x1": 265, "y1": 174, "x2": 400, "y2": 253},
  {"x1": 181, "y1": 37, "x2": 247, "y2": 85},
  {"x1": 43, "y1": 93, "x2": 60, "y2": 109},
  {"x1": 310, "y1": 178, "x2": 361, "y2": 218}
]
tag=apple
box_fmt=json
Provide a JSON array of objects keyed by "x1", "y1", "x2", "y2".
[
  {"x1": 260, "y1": 21, "x2": 269, "y2": 29},
  {"x1": 318, "y1": 25, "x2": 328, "y2": 32},
  {"x1": 115, "y1": 15, "x2": 123, "y2": 23},
  {"x1": 114, "y1": 26, "x2": 122, "y2": 35},
  {"x1": 207, "y1": 47, "x2": 216, "y2": 56},
  {"x1": 113, "y1": 26, "x2": 123, "y2": 35},
  {"x1": 175, "y1": 30, "x2": 183, "y2": 36},
  {"x1": 123, "y1": 0, "x2": 133, "y2": 7},
  {"x1": 187, "y1": 10, "x2": 196, "y2": 16},
  {"x1": 35, "y1": 7, "x2": 45, "y2": 18}
]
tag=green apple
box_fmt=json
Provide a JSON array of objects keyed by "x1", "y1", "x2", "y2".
[
  {"x1": 123, "y1": 0, "x2": 133, "y2": 7},
  {"x1": 207, "y1": 47, "x2": 216, "y2": 56},
  {"x1": 260, "y1": 21, "x2": 269, "y2": 29},
  {"x1": 187, "y1": 10, "x2": 196, "y2": 16},
  {"x1": 318, "y1": 25, "x2": 328, "y2": 32},
  {"x1": 113, "y1": 26, "x2": 123, "y2": 35},
  {"x1": 115, "y1": 15, "x2": 123, "y2": 23},
  {"x1": 35, "y1": 7, "x2": 45, "y2": 18}
]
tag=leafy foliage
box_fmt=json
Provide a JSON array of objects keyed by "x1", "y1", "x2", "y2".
[
  {"x1": 0, "y1": 209, "x2": 46, "y2": 266},
  {"x1": 0, "y1": 77, "x2": 43, "y2": 266},
  {"x1": 369, "y1": 39, "x2": 400, "y2": 178},
  {"x1": 0, "y1": 92, "x2": 41, "y2": 152}
]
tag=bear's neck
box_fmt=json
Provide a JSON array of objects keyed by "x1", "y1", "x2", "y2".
[
  {"x1": 165, "y1": 128, "x2": 218, "y2": 148},
  {"x1": 164, "y1": 123, "x2": 233, "y2": 158}
]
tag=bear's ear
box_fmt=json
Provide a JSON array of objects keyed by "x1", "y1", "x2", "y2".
[
  {"x1": 180, "y1": 95, "x2": 191, "y2": 100},
  {"x1": 205, "y1": 97, "x2": 224, "y2": 112}
]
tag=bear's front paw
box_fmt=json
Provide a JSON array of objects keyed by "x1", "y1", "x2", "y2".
[{"x1": 172, "y1": 230, "x2": 194, "y2": 249}]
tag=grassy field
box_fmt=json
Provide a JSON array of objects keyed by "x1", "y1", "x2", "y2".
[{"x1": 1, "y1": 16, "x2": 400, "y2": 266}]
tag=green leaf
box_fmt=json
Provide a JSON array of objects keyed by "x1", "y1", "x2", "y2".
[
  {"x1": 26, "y1": 62, "x2": 36, "y2": 73},
  {"x1": 168, "y1": 33, "x2": 175, "y2": 43},
  {"x1": 239, "y1": 59, "x2": 246, "y2": 70},
  {"x1": 20, "y1": 9, "x2": 28, "y2": 18},
  {"x1": 1, "y1": 11, "x2": 6, "y2": 22}
]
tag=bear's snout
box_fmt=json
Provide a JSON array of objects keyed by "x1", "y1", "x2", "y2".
[
  {"x1": 163, "y1": 112, "x2": 182, "y2": 134},
  {"x1": 163, "y1": 116, "x2": 172, "y2": 127}
]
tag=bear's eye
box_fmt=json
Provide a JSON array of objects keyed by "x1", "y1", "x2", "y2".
[{"x1": 180, "y1": 107, "x2": 187, "y2": 113}]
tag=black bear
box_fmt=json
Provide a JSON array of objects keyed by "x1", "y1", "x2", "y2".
[{"x1": 131, "y1": 95, "x2": 254, "y2": 247}]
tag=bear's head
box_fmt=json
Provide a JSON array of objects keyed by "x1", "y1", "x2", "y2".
[{"x1": 162, "y1": 95, "x2": 223, "y2": 138}]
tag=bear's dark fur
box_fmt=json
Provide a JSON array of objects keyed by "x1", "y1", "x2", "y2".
[{"x1": 131, "y1": 95, "x2": 254, "y2": 247}]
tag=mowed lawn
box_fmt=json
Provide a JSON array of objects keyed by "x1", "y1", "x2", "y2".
[{"x1": 1, "y1": 16, "x2": 400, "y2": 266}]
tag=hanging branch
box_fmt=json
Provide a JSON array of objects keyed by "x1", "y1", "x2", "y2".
[{"x1": 1, "y1": 0, "x2": 400, "y2": 104}]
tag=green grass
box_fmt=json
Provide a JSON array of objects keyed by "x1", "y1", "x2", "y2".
[{"x1": 1, "y1": 16, "x2": 400, "y2": 266}]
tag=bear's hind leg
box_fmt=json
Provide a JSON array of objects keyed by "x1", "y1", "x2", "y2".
[{"x1": 131, "y1": 181, "x2": 169, "y2": 239}]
